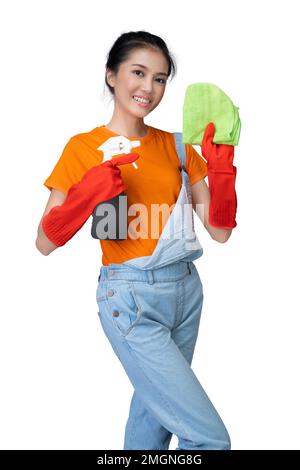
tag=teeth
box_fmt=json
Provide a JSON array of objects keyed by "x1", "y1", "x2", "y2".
[{"x1": 133, "y1": 96, "x2": 150, "y2": 104}]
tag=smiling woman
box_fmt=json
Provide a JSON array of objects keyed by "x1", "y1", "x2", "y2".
[
  {"x1": 106, "y1": 46, "x2": 169, "y2": 136},
  {"x1": 104, "y1": 37, "x2": 175, "y2": 136},
  {"x1": 37, "y1": 30, "x2": 231, "y2": 451}
]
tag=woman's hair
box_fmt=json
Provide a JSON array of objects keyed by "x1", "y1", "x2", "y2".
[{"x1": 104, "y1": 31, "x2": 177, "y2": 96}]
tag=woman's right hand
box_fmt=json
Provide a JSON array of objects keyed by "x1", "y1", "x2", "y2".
[
  {"x1": 79, "y1": 152, "x2": 139, "y2": 204},
  {"x1": 41, "y1": 153, "x2": 139, "y2": 248}
]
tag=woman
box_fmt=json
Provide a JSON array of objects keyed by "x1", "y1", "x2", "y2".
[{"x1": 36, "y1": 31, "x2": 233, "y2": 450}]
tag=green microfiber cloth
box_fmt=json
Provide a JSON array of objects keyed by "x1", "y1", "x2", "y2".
[{"x1": 182, "y1": 83, "x2": 241, "y2": 146}]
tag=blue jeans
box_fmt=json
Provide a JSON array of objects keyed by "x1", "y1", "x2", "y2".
[{"x1": 96, "y1": 261, "x2": 231, "y2": 450}]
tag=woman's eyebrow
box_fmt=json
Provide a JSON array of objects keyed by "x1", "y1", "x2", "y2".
[{"x1": 131, "y1": 63, "x2": 168, "y2": 77}]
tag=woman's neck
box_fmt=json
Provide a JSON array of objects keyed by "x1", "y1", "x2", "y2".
[{"x1": 105, "y1": 113, "x2": 148, "y2": 138}]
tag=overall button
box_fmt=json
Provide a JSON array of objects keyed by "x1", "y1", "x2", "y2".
[
  {"x1": 107, "y1": 289, "x2": 114, "y2": 297},
  {"x1": 112, "y1": 310, "x2": 119, "y2": 317}
]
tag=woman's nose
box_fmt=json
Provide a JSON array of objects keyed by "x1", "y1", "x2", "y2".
[{"x1": 141, "y1": 78, "x2": 153, "y2": 93}]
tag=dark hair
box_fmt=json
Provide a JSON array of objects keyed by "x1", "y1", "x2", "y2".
[{"x1": 105, "y1": 31, "x2": 177, "y2": 95}]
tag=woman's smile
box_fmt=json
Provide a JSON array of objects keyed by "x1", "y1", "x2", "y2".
[{"x1": 132, "y1": 95, "x2": 152, "y2": 107}]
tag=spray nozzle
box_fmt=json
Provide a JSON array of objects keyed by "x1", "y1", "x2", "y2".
[{"x1": 98, "y1": 136, "x2": 141, "y2": 169}]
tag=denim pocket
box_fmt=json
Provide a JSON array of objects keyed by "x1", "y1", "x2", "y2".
[{"x1": 103, "y1": 280, "x2": 142, "y2": 337}]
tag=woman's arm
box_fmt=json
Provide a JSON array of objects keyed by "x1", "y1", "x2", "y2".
[
  {"x1": 191, "y1": 178, "x2": 232, "y2": 243},
  {"x1": 35, "y1": 189, "x2": 67, "y2": 255}
]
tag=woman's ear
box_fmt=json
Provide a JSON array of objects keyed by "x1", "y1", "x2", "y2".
[{"x1": 106, "y1": 68, "x2": 115, "y2": 88}]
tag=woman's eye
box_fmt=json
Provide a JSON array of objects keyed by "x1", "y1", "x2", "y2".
[{"x1": 132, "y1": 70, "x2": 166, "y2": 84}]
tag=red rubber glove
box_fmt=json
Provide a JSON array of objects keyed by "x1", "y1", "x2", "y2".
[
  {"x1": 42, "y1": 153, "x2": 139, "y2": 247},
  {"x1": 201, "y1": 122, "x2": 237, "y2": 229}
]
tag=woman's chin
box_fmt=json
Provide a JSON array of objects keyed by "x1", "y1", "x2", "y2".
[
  {"x1": 130, "y1": 100, "x2": 155, "y2": 115},
  {"x1": 130, "y1": 108, "x2": 151, "y2": 118}
]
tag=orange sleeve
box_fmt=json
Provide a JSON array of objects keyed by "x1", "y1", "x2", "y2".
[
  {"x1": 185, "y1": 144, "x2": 208, "y2": 186},
  {"x1": 43, "y1": 137, "x2": 87, "y2": 194}
]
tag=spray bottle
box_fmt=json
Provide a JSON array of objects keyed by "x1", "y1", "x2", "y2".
[{"x1": 91, "y1": 136, "x2": 141, "y2": 240}]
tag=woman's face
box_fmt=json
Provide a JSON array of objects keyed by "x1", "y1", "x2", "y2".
[{"x1": 106, "y1": 48, "x2": 169, "y2": 117}]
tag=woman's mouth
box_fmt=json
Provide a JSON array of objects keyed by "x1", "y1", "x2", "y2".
[{"x1": 132, "y1": 95, "x2": 151, "y2": 107}]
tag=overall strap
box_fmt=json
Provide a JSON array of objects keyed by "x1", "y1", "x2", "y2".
[{"x1": 174, "y1": 132, "x2": 186, "y2": 171}]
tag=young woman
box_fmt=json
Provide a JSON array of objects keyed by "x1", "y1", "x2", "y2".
[{"x1": 36, "y1": 31, "x2": 233, "y2": 450}]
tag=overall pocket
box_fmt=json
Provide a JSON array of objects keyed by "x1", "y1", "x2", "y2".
[{"x1": 98, "y1": 280, "x2": 142, "y2": 337}]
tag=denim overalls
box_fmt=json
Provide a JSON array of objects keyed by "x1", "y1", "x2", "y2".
[{"x1": 95, "y1": 133, "x2": 231, "y2": 450}]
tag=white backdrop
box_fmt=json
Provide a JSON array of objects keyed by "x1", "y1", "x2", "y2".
[{"x1": 1, "y1": 0, "x2": 299, "y2": 450}]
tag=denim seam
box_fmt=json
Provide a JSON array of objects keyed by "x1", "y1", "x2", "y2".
[
  {"x1": 105, "y1": 273, "x2": 190, "y2": 283},
  {"x1": 174, "y1": 280, "x2": 184, "y2": 329},
  {"x1": 126, "y1": 392, "x2": 139, "y2": 449}
]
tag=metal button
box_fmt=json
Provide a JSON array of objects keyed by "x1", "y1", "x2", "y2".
[
  {"x1": 112, "y1": 310, "x2": 119, "y2": 317},
  {"x1": 107, "y1": 289, "x2": 114, "y2": 297}
]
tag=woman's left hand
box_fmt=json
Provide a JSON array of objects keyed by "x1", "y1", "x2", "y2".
[
  {"x1": 200, "y1": 122, "x2": 238, "y2": 229},
  {"x1": 201, "y1": 122, "x2": 235, "y2": 174}
]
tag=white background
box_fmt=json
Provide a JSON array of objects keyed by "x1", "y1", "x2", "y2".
[{"x1": 1, "y1": 0, "x2": 299, "y2": 450}]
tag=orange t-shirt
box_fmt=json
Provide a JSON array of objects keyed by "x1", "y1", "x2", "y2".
[{"x1": 43, "y1": 125, "x2": 207, "y2": 265}]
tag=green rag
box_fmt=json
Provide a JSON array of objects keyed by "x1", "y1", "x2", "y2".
[{"x1": 182, "y1": 83, "x2": 241, "y2": 146}]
